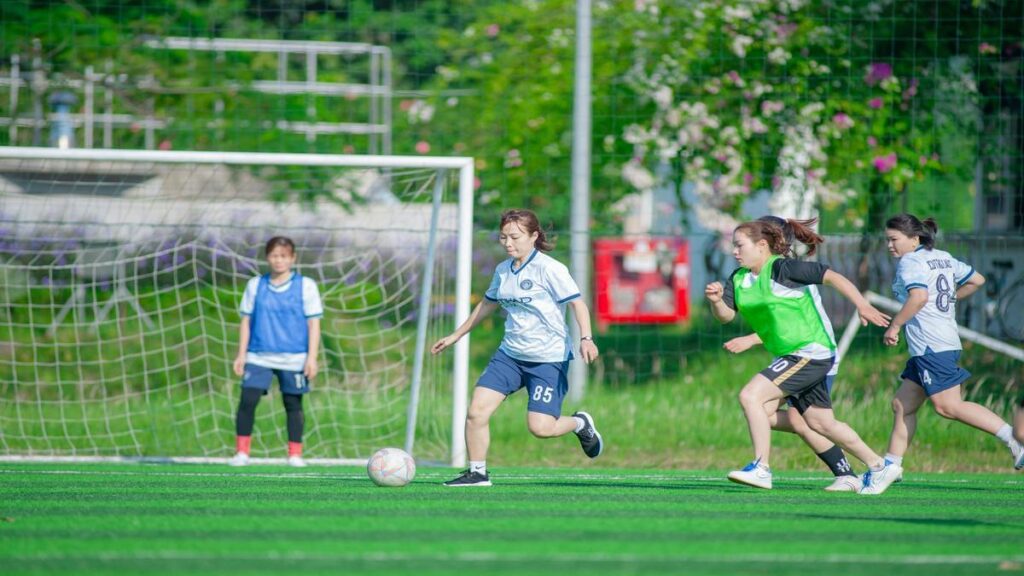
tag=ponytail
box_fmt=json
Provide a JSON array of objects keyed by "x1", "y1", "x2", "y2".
[
  {"x1": 885, "y1": 213, "x2": 938, "y2": 249},
  {"x1": 786, "y1": 218, "x2": 824, "y2": 256}
]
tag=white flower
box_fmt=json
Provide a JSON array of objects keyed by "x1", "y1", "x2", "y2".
[
  {"x1": 723, "y1": 6, "x2": 752, "y2": 22},
  {"x1": 799, "y1": 102, "x2": 825, "y2": 119},
  {"x1": 622, "y1": 159, "x2": 656, "y2": 190},
  {"x1": 407, "y1": 100, "x2": 435, "y2": 124},
  {"x1": 768, "y1": 47, "x2": 791, "y2": 65},
  {"x1": 665, "y1": 108, "x2": 682, "y2": 128},
  {"x1": 652, "y1": 85, "x2": 673, "y2": 108},
  {"x1": 480, "y1": 189, "x2": 501, "y2": 206},
  {"x1": 603, "y1": 134, "x2": 616, "y2": 152},
  {"x1": 731, "y1": 35, "x2": 754, "y2": 58},
  {"x1": 624, "y1": 124, "x2": 653, "y2": 145}
]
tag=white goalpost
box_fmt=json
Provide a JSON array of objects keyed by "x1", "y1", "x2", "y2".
[{"x1": 0, "y1": 146, "x2": 473, "y2": 467}]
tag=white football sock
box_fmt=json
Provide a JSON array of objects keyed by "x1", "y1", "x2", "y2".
[
  {"x1": 470, "y1": 460, "x2": 486, "y2": 475},
  {"x1": 996, "y1": 424, "x2": 1014, "y2": 446},
  {"x1": 884, "y1": 453, "x2": 903, "y2": 466},
  {"x1": 573, "y1": 416, "x2": 585, "y2": 433}
]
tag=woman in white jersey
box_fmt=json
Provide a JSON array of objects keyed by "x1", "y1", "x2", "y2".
[
  {"x1": 722, "y1": 216, "x2": 862, "y2": 492},
  {"x1": 869, "y1": 214, "x2": 1024, "y2": 489},
  {"x1": 705, "y1": 219, "x2": 898, "y2": 492},
  {"x1": 229, "y1": 236, "x2": 323, "y2": 468},
  {"x1": 431, "y1": 209, "x2": 602, "y2": 487}
]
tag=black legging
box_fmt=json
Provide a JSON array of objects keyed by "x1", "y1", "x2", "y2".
[{"x1": 236, "y1": 388, "x2": 304, "y2": 443}]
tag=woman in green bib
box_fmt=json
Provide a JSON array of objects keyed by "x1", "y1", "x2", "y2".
[{"x1": 705, "y1": 218, "x2": 900, "y2": 492}]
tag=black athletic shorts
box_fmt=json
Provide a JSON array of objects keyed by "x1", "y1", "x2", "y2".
[{"x1": 758, "y1": 355, "x2": 834, "y2": 414}]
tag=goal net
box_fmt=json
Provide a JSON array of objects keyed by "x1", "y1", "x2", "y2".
[{"x1": 0, "y1": 147, "x2": 473, "y2": 466}]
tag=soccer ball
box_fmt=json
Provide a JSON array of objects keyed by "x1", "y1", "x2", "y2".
[{"x1": 367, "y1": 447, "x2": 416, "y2": 487}]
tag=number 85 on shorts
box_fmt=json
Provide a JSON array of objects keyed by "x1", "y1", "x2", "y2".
[{"x1": 476, "y1": 349, "x2": 569, "y2": 418}]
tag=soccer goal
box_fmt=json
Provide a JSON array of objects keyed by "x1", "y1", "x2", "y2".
[{"x1": 0, "y1": 146, "x2": 473, "y2": 467}]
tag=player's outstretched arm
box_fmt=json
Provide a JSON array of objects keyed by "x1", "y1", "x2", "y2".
[
  {"x1": 431, "y1": 299, "x2": 499, "y2": 354},
  {"x1": 568, "y1": 298, "x2": 599, "y2": 364},
  {"x1": 704, "y1": 282, "x2": 736, "y2": 324},
  {"x1": 823, "y1": 270, "x2": 891, "y2": 328}
]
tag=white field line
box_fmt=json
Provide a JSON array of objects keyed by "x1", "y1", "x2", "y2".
[
  {"x1": 1, "y1": 467, "x2": 1023, "y2": 485},
  {"x1": 3, "y1": 550, "x2": 1023, "y2": 566}
]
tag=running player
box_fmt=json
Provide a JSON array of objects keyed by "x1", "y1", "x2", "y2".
[
  {"x1": 705, "y1": 218, "x2": 900, "y2": 492},
  {"x1": 867, "y1": 214, "x2": 1024, "y2": 491},
  {"x1": 721, "y1": 216, "x2": 861, "y2": 492},
  {"x1": 431, "y1": 209, "x2": 602, "y2": 486}
]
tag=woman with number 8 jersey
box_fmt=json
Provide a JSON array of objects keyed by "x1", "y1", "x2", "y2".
[
  {"x1": 873, "y1": 214, "x2": 1024, "y2": 486},
  {"x1": 430, "y1": 209, "x2": 603, "y2": 487}
]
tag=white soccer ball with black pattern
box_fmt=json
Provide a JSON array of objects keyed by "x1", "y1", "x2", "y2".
[{"x1": 367, "y1": 447, "x2": 416, "y2": 487}]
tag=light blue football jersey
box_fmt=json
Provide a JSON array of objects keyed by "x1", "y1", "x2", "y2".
[
  {"x1": 485, "y1": 250, "x2": 581, "y2": 363},
  {"x1": 892, "y1": 247, "x2": 974, "y2": 357}
]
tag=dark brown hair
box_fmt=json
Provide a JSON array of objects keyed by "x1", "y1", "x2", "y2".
[
  {"x1": 265, "y1": 236, "x2": 296, "y2": 256},
  {"x1": 499, "y1": 209, "x2": 555, "y2": 252},
  {"x1": 885, "y1": 213, "x2": 938, "y2": 249},
  {"x1": 736, "y1": 217, "x2": 824, "y2": 256}
]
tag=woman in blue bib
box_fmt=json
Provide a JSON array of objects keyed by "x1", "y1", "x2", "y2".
[
  {"x1": 431, "y1": 209, "x2": 602, "y2": 487},
  {"x1": 229, "y1": 236, "x2": 323, "y2": 468}
]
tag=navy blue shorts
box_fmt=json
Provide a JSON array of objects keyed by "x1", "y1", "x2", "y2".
[
  {"x1": 242, "y1": 363, "x2": 310, "y2": 395},
  {"x1": 900, "y1": 350, "x2": 970, "y2": 396},
  {"x1": 477, "y1": 349, "x2": 569, "y2": 417}
]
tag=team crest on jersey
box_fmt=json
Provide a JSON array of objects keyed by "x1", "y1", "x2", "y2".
[{"x1": 520, "y1": 279, "x2": 533, "y2": 290}]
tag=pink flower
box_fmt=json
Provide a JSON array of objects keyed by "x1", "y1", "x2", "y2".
[
  {"x1": 473, "y1": 177, "x2": 482, "y2": 190},
  {"x1": 832, "y1": 112, "x2": 853, "y2": 129},
  {"x1": 865, "y1": 62, "x2": 893, "y2": 86},
  {"x1": 342, "y1": 144, "x2": 355, "y2": 154},
  {"x1": 868, "y1": 98, "x2": 884, "y2": 109},
  {"x1": 775, "y1": 22, "x2": 798, "y2": 41},
  {"x1": 485, "y1": 24, "x2": 500, "y2": 37},
  {"x1": 872, "y1": 152, "x2": 898, "y2": 173},
  {"x1": 726, "y1": 70, "x2": 743, "y2": 85},
  {"x1": 919, "y1": 155, "x2": 928, "y2": 166},
  {"x1": 400, "y1": 100, "x2": 414, "y2": 111},
  {"x1": 979, "y1": 42, "x2": 998, "y2": 55},
  {"x1": 158, "y1": 139, "x2": 172, "y2": 151},
  {"x1": 902, "y1": 78, "x2": 919, "y2": 101},
  {"x1": 867, "y1": 136, "x2": 878, "y2": 147},
  {"x1": 415, "y1": 141, "x2": 431, "y2": 154}
]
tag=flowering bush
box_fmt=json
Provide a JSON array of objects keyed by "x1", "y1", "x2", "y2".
[{"x1": 618, "y1": 0, "x2": 974, "y2": 234}]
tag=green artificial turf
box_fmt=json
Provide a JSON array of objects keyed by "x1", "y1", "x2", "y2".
[{"x1": 2, "y1": 463, "x2": 1022, "y2": 575}]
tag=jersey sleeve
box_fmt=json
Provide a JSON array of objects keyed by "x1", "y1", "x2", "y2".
[
  {"x1": 484, "y1": 269, "x2": 501, "y2": 302},
  {"x1": 302, "y1": 277, "x2": 324, "y2": 318},
  {"x1": 238, "y1": 277, "x2": 260, "y2": 316},
  {"x1": 897, "y1": 255, "x2": 930, "y2": 292},
  {"x1": 772, "y1": 258, "x2": 830, "y2": 287},
  {"x1": 544, "y1": 262, "x2": 582, "y2": 304},
  {"x1": 721, "y1": 268, "x2": 740, "y2": 311},
  {"x1": 952, "y1": 257, "x2": 975, "y2": 287}
]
